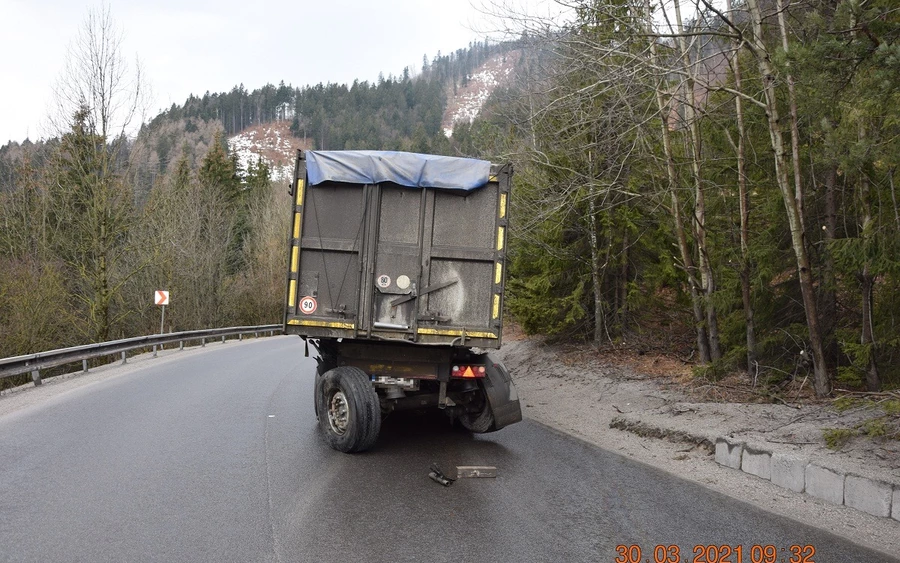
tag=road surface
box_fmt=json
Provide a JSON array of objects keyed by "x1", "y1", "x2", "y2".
[{"x1": 0, "y1": 336, "x2": 895, "y2": 562}]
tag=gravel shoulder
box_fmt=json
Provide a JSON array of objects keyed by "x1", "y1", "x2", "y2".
[{"x1": 493, "y1": 335, "x2": 900, "y2": 558}]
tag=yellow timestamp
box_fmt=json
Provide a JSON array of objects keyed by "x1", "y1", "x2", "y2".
[{"x1": 614, "y1": 544, "x2": 816, "y2": 563}]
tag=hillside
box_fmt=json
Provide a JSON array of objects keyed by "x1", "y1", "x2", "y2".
[
  {"x1": 223, "y1": 52, "x2": 518, "y2": 176},
  {"x1": 442, "y1": 50, "x2": 519, "y2": 137},
  {"x1": 219, "y1": 50, "x2": 517, "y2": 186},
  {"x1": 1, "y1": 39, "x2": 520, "y2": 200},
  {"x1": 228, "y1": 122, "x2": 309, "y2": 184}
]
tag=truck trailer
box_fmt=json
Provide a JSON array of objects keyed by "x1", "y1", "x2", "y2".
[{"x1": 283, "y1": 150, "x2": 522, "y2": 452}]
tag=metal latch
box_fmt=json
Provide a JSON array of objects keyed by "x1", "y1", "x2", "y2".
[{"x1": 390, "y1": 278, "x2": 459, "y2": 307}]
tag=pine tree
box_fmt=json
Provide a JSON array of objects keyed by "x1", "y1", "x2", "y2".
[
  {"x1": 48, "y1": 107, "x2": 136, "y2": 342},
  {"x1": 198, "y1": 131, "x2": 240, "y2": 203}
]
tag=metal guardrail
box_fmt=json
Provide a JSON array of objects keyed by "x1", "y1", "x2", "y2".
[{"x1": 0, "y1": 325, "x2": 282, "y2": 386}]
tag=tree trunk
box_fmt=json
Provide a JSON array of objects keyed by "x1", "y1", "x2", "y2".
[
  {"x1": 746, "y1": 0, "x2": 830, "y2": 396},
  {"x1": 860, "y1": 267, "x2": 879, "y2": 391},
  {"x1": 728, "y1": 0, "x2": 757, "y2": 376},
  {"x1": 646, "y1": 0, "x2": 710, "y2": 362},
  {"x1": 776, "y1": 0, "x2": 805, "y2": 233},
  {"x1": 857, "y1": 124, "x2": 880, "y2": 391},
  {"x1": 588, "y1": 179, "x2": 606, "y2": 344},
  {"x1": 889, "y1": 168, "x2": 900, "y2": 233},
  {"x1": 820, "y1": 166, "x2": 838, "y2": 364},
  {"x1": 618, "y1": 217, "x2": 629, "y2": 332},
  {"x1": 674, "y1": 0, "x2": 721, "y2": 361}
]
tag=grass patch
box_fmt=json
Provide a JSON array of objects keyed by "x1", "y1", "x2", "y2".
[{"x1": 823, "y1": 428, "x2": 855, "y2": 450}]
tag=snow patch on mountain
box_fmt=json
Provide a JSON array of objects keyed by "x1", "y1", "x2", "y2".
[
  {"x1": 228, "y1": 122, "x2": 308, "y2": 183},
  {"x1": 442, "y1": 51, "x2": 519, "y2": 137}
]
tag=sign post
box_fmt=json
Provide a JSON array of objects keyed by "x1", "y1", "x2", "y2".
[{"x1": 154, "y1": 290, "x2": 170, "y2": 357}]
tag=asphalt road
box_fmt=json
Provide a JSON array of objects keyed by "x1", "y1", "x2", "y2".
[{"x1": 1, "y1": 336, "x2": 896, "y2": 563}]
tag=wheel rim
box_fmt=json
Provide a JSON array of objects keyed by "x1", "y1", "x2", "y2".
[{"x1": 327, "y1": 390, "x2": 350, "y2": 435}]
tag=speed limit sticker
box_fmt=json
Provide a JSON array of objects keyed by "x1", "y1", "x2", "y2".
[
  {"x1": 299, "y1": 296, "x2": 317, "y2": 315},
  {"x1": 377, "y1": 274, "x2": 391, "y2": 288}
]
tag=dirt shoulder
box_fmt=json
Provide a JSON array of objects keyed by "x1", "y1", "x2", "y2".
[{"x1": 492, "y1": 334, "x2": 900, "y2": 558}]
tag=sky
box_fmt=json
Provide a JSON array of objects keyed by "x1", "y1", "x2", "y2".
[{"x1": 0, "y1": 0, "x2": 531, "y2": 144}]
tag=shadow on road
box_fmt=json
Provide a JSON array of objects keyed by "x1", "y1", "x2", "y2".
[{"x1": 377, "y1": 410, "x2": 508, "y2": 452}]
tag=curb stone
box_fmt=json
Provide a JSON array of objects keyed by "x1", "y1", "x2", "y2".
[
  {"x1": 844, "y1": 475, "x2": 893, "y2": 518},
  {"x1": 806, "y1": 464, "x2": 845, "y2": 506},
  {"x1": 770, "y1": 453, "x2": 807, "y2": 493},
  {"x1": 712, "y1": 434, "x2": 900, "y2": 521},
  {"x1": 616, "y1": 423, "x2": 899, "y2": 523},
  {"x1": 893, "y1": 488, "x2": 900, "y2": 522},
  {"x1": 714, "y1": 438, "x2": 743, "y2": 469},
  {"x1": 741, "y1": 445, "x2": 771, "y2": 480}
]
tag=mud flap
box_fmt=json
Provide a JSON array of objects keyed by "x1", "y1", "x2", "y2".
[{"x1": 480, "y1": 353, "x2": 523, "y2": 430}]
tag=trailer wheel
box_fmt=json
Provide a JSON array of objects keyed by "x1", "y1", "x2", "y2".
[
  {"x1": 318, "y1": 366, "x2": 381, "y2": 453},
  {"x1": 458, "y1": 389, "x2": 496, "y2": 433},
  {"x1": 313, "y1": 373, "x2": 323, "y2": 421},
  {"x1": 313, "y1": 357, "x2": 336, "y2": 421}
]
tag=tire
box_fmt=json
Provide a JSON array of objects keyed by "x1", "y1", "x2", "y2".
[
  {"x1": 317, "y1": 366, "x2": 381, "y2": 453},
  {"x1": 313, "y1": 357, "x2": 336, "y2": 421},
  {"x1": 313, "y1": 373, "x2": 323, "y2": 421},
  {"x1": 458, "y1": 386, "x2": 496, "y2": 433}
]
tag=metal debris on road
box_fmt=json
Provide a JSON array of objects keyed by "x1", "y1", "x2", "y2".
[
  {"x1": 456, "y1": 466, "x2": 498, "y2": 478},
  {"x1": 428, "y1": 464, "x2": 455, "y2": 487}
]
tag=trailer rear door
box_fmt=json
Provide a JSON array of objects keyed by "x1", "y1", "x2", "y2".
[{"x1": 285, "y1": 151, "x2": 510, "y2": 349}]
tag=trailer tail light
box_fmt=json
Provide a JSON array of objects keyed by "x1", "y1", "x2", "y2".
[{"x1": 451, "y1": 365, "x2": 486, "y2": 378}]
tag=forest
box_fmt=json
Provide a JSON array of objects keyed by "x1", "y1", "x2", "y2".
[
  {"x1": 468, "y1": 0, "x2": 899, "y2": 397},
  {"x1": 1, "y1": 0, "x2": 898, "y2": 397}
]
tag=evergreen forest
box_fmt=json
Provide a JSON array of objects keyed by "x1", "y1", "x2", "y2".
[{"x1": 1, "y1": 0, "x2": 899, "y2": 399}]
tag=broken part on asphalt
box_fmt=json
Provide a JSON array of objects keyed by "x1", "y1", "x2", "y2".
[
  {"x1": 428, "y1": 464, "x2": 455, "y2": 486},
  {"x1": 429, "y1": 464, "x2": 500, "y2": 485}
]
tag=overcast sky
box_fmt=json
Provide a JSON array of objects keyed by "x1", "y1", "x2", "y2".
[{"x1": 0, "y1": 0, "x2": 535, "y2": 144}]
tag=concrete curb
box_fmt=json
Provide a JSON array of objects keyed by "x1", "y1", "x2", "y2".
[{"x1": 715, "y1": 437, "x2": 900, "y2": 522}]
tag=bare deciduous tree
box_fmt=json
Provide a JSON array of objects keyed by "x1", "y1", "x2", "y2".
[{"x1": 50, "y1": 3, "x2": 149, "y2": 141}]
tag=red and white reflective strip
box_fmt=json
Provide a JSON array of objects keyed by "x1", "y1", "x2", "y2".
[{"x1": 451, "y1": 365, "x2": 486, "y2": 378}]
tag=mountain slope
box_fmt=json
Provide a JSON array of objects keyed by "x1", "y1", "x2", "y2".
[
  {"x1": 441, "y1": 50, "x2": 520, "y2": 138},
  {"x1": 227, "y1": 122, "x2": 309, "y2": 184}
]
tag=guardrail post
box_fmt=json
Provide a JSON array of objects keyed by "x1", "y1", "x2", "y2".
[
  {"x1": 121, "y1": 352, "x2": 127, "y2": 365},
  {"x1": 239, "y1": 334, "x2": 243, "y2": 342},
  {"x1": 153, "y1": 344, "x2": 158, "y2": 358},
  {"x1": 83, "y1": 359, "x2": 89, "y2": 373},
  {"x1": 255, "y1": 331, "x2": 259, "y2": 338},
  {"x1": 201, "y1": 338, "x2": 205, "y2": 347},
  {"x1": 179, "y1": 340, "x2": 184, "y2": 351},
  {"x1": 31, "y1": 369, "x2": 42, "y2": 386},
  {"x1": 221, "y1": 336, "x2": 226, "y2": 344}
]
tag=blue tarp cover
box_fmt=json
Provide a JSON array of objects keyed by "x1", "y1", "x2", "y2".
[{"x1": 306, "y1": 150, "x2": 491, "y2": 191}]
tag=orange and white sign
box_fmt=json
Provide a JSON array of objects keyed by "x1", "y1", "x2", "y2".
[{"x1": 155, "y1": 290, "x2": 170, "y2": 306}]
